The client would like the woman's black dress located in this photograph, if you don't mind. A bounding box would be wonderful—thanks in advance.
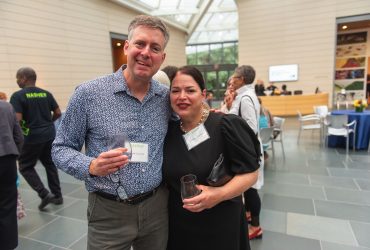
[163,112,260,250]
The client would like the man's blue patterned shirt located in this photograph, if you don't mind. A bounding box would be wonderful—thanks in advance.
[52,65,171,197]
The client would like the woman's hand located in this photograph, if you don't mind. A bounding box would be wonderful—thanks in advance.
[182,185,224,213]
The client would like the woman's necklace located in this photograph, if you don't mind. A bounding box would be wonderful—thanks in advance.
[180,106,210,133]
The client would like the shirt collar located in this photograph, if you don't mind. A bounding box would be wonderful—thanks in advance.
[236,84,254,94]
[111,65,166,97]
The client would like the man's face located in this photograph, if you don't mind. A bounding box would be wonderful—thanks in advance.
[124,26,166,82]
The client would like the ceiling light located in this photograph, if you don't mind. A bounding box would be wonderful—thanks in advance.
[116,42,122,47]
[342,25,348,30]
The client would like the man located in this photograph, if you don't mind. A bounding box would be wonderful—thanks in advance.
[228,65,264,240]
[0,100,23,250]
[10,67,63,211]
[205,90,214,108]
[254,79,266,96]
[52,15,171,250]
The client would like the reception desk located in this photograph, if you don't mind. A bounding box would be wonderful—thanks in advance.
[259,93,329,116]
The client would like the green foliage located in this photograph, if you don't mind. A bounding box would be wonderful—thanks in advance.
[186,42,238,65]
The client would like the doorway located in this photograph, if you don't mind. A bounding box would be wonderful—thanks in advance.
[110,32,128,72]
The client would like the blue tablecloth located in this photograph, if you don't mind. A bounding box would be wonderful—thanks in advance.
[328,110,370,150]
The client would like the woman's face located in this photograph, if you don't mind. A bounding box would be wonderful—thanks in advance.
[170,72,206,120]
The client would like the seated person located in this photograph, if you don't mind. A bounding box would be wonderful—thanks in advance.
[258,98,273,159]
[281,84,291,95]
[266,82,278,95]
[255,79,266,96]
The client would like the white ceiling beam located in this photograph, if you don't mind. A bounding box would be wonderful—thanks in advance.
[195,24,236,32]
[110,0,152,15]
[151,9,199,16]
[207,6,236,13]
[109,0,188,32]
[186,0,214,42]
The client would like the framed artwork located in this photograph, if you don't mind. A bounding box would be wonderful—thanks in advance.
[337,32,367,45]
[335,69,365,80]
[336,44,366,57]
[335,57,365,68]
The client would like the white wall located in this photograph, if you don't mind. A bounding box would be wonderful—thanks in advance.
[0,0,187,108]
[236,0,370,106]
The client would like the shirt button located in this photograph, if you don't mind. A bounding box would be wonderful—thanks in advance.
[141,126,144,129]
[142,169,146,172]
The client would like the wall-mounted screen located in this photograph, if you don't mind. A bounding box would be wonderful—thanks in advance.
[269,64,298,82]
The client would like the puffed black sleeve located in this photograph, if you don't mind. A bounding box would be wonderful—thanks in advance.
[221,114,261,174]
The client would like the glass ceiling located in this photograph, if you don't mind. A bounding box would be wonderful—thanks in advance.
[109,0,238,44]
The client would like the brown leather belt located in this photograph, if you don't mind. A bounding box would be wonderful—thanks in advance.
[95,186,159,205]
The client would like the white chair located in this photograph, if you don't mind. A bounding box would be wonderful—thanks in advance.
[297,110,321,144]
[314,105,329,144]
[272,116,285,158]
[335,93,348,110]
[259,127,275,163]
[324,114,356,155]
[314,105,329,118]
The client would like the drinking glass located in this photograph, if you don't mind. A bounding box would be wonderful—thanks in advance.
[107,134,132,160]
[180,174,201,200]
[106,134,131,200]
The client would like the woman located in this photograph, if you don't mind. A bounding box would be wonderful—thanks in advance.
[0,100,24,250]
[163,66,261,250]
[227,65,265,240]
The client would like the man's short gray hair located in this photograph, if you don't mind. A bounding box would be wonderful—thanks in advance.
[128,15,170,49]
[233,65,256,85]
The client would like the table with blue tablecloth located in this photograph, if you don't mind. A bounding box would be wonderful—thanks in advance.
[328,110,370,150]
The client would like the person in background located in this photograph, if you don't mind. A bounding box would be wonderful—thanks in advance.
[219,77,236,113]
[0,99,24,250]
[258,97,274,160]
[153,69,171,88]
[162,65,178,83]
[52,15,171,250]
[163,65,260,250]
[281,84,290,95]
[258,97,274,129]
[10,67,63,211]
[228,65,264,240]
[0,91,27,220]
[266,82,278,95]
[255,79,266,96]
[205,89,214,108]
[0,91,7,100]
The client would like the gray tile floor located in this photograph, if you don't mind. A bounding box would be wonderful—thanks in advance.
[15,117,370,250]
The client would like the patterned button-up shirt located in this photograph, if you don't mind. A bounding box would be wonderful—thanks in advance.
[52,65,171,197]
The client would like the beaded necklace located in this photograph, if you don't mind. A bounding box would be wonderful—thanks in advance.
[180,106,210,133]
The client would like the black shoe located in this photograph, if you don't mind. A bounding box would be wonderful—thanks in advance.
[52,196,63,205]
[39,193,54,211]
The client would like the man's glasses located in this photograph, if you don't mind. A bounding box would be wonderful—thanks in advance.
[110,171,128,200]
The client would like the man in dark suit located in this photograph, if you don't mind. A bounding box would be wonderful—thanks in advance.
[0,100,23,249]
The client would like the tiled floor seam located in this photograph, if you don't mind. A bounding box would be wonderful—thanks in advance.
[347,220,360,247]
[19,235,64,249]
[67,232,87,249]
[21,216,60,237]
